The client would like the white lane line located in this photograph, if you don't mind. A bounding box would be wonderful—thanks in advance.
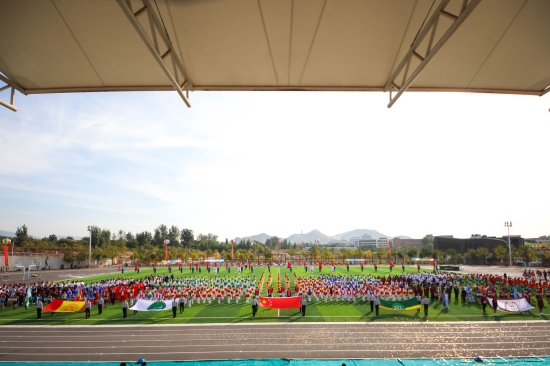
[1,348,549,356]
[2,340,549,349]
[2,326,549,336]
[2,320,549,327]
[0,313,547,322]
[1,333,545,342]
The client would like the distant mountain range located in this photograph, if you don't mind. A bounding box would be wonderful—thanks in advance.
[2,228,410,245]
[0,230,81,240]
[0,230,15,237]
[235,229,411,244]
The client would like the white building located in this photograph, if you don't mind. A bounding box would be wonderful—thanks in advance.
[351,236,390,249]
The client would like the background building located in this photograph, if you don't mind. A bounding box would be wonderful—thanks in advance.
[433,236,514,255]
[392,238,422,248]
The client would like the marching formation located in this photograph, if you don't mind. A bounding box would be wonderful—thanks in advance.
[0,266,548,318]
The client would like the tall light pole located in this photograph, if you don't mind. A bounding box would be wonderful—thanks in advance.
[504,221,512,267]
[87,226,95,269]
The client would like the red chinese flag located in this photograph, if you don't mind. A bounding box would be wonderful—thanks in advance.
[259,296,301,309]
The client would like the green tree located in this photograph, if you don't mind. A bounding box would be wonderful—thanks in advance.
[419,247,432,258]
[396,248,404,260]
[433,249,444,262]
[445,248,457,258]
[76,251,88,265]
[104,245,118,266]
[98,229,111,249]
[180,229,194,248]
[310,245,319,259]
[136,231,152,247]
[15,224,29,245]
[352,248,364,258]
[526,247,539,262]
[63,251,75,264]
[365,250,373,263]
[476,247,489,263]
[168,225,181,245]
[465,249,478,262]
[91,247,104,264]
[493,245,508,263]
[376,248,387,261]
[153,224,169,245]
[406,247,418,259]
[340,248,351,260]
[445,248,457,264]
[131,248,144,263]
[511,246,524,261]
[48,234,58,242]
[321,249,331,261]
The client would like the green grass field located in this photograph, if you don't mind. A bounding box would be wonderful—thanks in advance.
[0,265,546,325]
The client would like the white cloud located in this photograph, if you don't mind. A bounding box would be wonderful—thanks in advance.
[0,90,548,240]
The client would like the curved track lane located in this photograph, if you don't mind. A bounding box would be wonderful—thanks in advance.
[1,321,549,362]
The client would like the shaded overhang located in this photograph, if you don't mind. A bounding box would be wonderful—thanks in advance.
[1,0,549,111]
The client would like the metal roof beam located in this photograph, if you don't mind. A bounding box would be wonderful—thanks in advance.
[116,0,192,107]
[0,74,25,112]
[385,0,481,108]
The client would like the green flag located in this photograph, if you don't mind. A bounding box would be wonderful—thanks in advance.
[379,297,421,311]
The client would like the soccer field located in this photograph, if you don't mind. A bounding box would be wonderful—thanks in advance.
[0,265,546,325]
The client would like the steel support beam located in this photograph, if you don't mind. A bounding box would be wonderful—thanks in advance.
[0,74,25,112]
[385,0,481,108]
[116,0,192,107]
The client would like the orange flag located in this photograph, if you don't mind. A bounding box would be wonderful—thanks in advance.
[43,299,87,312]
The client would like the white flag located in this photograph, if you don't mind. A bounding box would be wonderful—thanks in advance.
[488,297,534,312]
[129,298,178,311]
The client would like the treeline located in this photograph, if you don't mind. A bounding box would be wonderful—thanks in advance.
[1,224,276,264]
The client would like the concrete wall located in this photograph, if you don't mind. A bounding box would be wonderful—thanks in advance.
[0,255,68,271]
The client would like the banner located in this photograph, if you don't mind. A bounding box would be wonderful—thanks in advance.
[259,296,301,309]
[129,298,177,311]
[488,297,534,312]
[24,287,32,310]
[43,299,87,313]
[3,245,8,266]
[379,297,422,311]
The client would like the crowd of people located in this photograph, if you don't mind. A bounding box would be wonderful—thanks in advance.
[0,266,548,317]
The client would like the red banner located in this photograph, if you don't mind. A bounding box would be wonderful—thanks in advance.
[259,296,301,309]
[3,245,8,266]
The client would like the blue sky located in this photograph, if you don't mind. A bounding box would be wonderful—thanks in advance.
[0,88,548,240]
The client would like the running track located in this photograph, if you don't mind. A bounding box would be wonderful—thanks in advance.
[1,322,549,362]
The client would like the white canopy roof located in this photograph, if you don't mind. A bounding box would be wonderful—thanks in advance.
[0,0,548,111]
